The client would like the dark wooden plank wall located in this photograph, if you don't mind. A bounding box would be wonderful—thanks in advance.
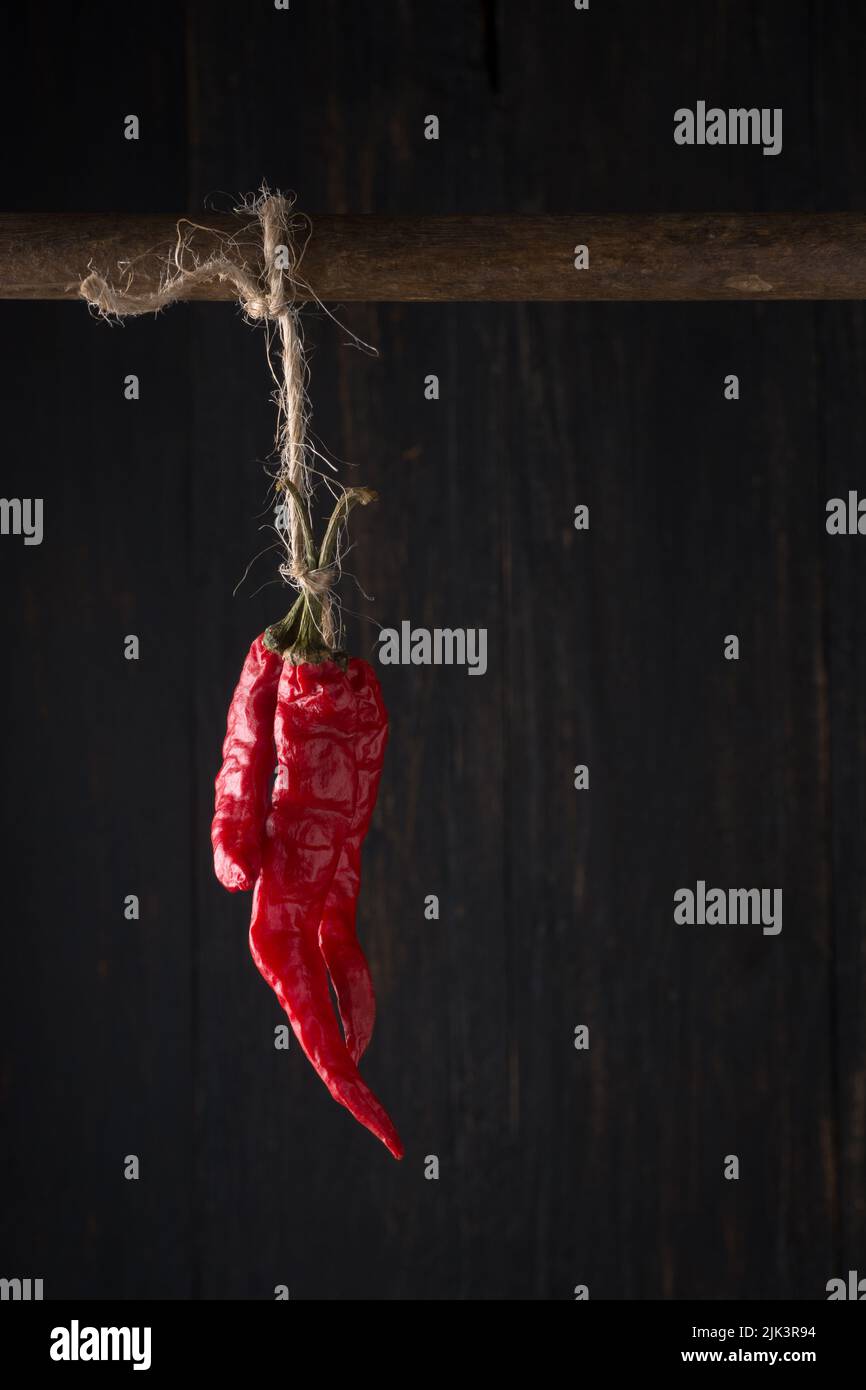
[0,0,864,1300]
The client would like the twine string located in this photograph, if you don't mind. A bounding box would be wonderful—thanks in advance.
[79,190,339,647]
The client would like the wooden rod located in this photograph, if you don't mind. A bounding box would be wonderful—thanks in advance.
[1,212,865,302]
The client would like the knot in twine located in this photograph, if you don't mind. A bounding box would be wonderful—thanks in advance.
[285,562,335,598]
[243,293,290,321]
[79,190,340,646]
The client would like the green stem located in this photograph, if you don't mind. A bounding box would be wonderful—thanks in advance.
[263,485,378,665]
[262,594,304,655]
[318,487,378,572]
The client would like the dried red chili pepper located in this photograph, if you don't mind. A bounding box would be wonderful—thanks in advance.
[211,635,281,892]
[212,485,402,1158]
[318,657,388,1063]
[249,657,402,1159]
[212,647,385,1059]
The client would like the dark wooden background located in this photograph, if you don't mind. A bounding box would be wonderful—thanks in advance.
[1,0,865,1300]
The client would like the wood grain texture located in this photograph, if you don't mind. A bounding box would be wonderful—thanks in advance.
[1,0,864,1303]
[6,212,866,301]
[0,0,194,1298]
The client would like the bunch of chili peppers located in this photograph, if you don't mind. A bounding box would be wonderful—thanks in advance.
[211,487,403,1159]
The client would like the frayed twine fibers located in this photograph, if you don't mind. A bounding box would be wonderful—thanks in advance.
[80,189,352,648]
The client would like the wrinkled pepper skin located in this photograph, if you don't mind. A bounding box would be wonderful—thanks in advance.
[318,659,387,1064]
[248,659,404,1160]
[211,636,282,892]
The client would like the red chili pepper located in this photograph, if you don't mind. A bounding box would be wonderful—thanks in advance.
[249,658,403,1159]
[212,645,385,1059]
[211,635,281,892]
[211,485,402,1157]
[318,657,388,1063]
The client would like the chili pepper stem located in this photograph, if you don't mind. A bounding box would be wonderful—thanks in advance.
[263,486,378,666]
[319,487,378,572]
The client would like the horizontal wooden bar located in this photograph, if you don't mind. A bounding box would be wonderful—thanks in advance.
[1,212,865,302]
